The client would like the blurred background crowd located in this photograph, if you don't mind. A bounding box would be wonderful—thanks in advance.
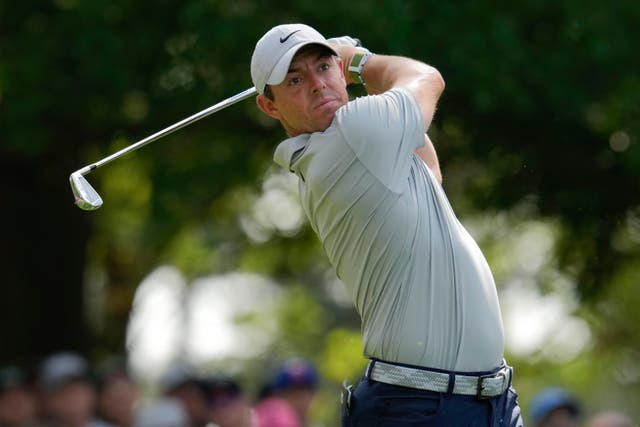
[1,351,636,427]
[0,353,319,427]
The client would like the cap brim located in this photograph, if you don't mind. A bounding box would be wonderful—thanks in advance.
[266,42,337,87]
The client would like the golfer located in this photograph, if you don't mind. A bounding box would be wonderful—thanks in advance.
[251,23,523,426]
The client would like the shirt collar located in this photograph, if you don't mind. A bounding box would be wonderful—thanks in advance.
[273,134,310,171]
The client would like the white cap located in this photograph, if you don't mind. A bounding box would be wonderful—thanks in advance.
[251,23,337,94]
[38,352,90,391]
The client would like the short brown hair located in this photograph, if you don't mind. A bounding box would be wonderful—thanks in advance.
[264,84,274,101]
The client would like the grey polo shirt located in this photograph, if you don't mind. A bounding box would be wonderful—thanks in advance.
[274,88,504,372]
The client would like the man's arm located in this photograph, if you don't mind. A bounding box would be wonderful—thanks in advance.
[331,45,445,131]
[331,45,445,183]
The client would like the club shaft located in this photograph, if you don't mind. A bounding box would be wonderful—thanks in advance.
[75,87,257,176]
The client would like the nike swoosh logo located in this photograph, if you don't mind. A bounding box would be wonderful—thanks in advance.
[280,30,301,43]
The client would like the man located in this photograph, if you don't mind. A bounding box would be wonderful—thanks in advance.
[133,399,189,427]
[0,366,40,427]
[206,377,256,427]
[251,23,523,425]
[586,411,634,427]
[37,352,110,427]
[529,387,580,427]
[160,364,210,427]
[94,360,138,427]
[254,358,318,427]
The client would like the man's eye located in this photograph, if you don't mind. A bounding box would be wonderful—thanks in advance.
[320,63,330,71]
[289,77,302,85]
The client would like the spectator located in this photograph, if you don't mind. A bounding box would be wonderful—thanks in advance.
[133,398,188,427]
[37,352,107,427]
[529,387,581,427]
[206,377,256,427]
[161,364,210,427]
[95,359,138,427]
[254,359,318,427]
[0,366,40,427]
[586,411,635,427]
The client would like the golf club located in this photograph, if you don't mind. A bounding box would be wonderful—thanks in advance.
[70,86,258,210]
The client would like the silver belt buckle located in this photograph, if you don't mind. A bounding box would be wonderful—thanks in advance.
[476,368,508,400]
[476,373,493,400]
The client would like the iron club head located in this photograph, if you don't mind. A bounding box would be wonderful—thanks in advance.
[69,172,103,210]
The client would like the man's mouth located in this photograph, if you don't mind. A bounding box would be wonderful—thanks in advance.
[314,97,337,110]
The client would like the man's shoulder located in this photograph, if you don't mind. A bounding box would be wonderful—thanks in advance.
[341,88,412,111]
[273,134,310,170]
[336,88,414,131]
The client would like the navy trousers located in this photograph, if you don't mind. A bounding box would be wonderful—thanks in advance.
[341,374,524,427]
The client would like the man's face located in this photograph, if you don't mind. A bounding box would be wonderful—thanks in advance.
[98,375,138,426]
[44,381,96,426]
[257,46,349,136]
[540,407,579,427]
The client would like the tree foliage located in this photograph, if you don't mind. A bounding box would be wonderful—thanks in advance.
[1,0,639,421]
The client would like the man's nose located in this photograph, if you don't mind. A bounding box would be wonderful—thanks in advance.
[308,72,326,92]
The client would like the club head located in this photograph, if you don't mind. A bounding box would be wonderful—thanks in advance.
[70,172,103,210]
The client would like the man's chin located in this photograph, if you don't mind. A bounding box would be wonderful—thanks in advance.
[317,103,341,120]
[311,114,337,133]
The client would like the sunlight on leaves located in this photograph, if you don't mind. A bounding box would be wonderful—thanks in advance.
[320,328,366,383]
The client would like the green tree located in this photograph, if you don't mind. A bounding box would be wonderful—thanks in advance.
[1,0,638,419]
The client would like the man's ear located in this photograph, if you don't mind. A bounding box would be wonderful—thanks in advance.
[256,94,281,120]
[336,58,347,87]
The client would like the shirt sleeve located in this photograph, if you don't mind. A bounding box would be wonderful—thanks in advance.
[334,88,425,193]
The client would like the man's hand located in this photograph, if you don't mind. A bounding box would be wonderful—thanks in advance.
[327,37,373,87]
[326,35,369,51]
